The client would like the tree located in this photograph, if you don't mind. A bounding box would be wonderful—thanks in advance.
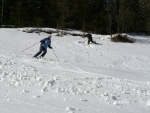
[142,0,150,34]
[1,0,4,26]
[107,0,136,35]
[0,0,149,34]
[58,0,68,35]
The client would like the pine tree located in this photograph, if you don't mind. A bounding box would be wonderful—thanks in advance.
[0,0,4,26]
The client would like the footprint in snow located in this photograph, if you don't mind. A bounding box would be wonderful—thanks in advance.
[66,107,81,112]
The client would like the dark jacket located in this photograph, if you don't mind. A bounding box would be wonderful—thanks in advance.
[85,33,93,41]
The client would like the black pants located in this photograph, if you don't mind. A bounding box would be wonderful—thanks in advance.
[33,46,47,58]
[88,39,96,45]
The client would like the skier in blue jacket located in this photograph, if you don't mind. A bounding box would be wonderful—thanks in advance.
[33,35,52,58]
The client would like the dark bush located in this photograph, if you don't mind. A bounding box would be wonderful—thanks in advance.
[111,34,134,43]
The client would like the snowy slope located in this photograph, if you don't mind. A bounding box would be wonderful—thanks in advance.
[0,28,150,113]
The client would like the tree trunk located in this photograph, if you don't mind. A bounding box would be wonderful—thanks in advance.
[1,0,4,26]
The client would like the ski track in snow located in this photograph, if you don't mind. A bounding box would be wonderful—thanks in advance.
[0,29,150,113]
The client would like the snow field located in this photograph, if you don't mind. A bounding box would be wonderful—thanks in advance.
[0,28,150,113]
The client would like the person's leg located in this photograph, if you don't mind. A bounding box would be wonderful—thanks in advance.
[88,39,90,45]
[88,37,94,44]
[33,46,43,58]
[40,48,47,57]
[92,41,97,44]
[90,38,96,44]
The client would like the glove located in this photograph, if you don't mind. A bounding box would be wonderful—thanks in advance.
[49,46,53,49]
[40,40,44,44]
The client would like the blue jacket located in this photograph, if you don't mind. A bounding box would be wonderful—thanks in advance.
[40,38,51,49]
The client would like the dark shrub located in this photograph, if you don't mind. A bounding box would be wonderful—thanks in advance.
[111,34,134,43]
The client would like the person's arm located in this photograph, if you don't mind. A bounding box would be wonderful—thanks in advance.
[84,34,87,37]
[40,38,47,43]
[48,45,52,49]
[48,40,52,49]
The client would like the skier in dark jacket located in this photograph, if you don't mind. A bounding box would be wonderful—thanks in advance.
[85,33,96,45]
[33,35,52,58]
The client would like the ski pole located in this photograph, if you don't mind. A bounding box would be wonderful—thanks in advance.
[52,49,59,61]
[21,42,40,52]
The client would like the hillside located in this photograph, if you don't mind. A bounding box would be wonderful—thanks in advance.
[0,28,150,113]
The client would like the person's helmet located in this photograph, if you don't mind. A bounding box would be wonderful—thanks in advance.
[48,35,51,38]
